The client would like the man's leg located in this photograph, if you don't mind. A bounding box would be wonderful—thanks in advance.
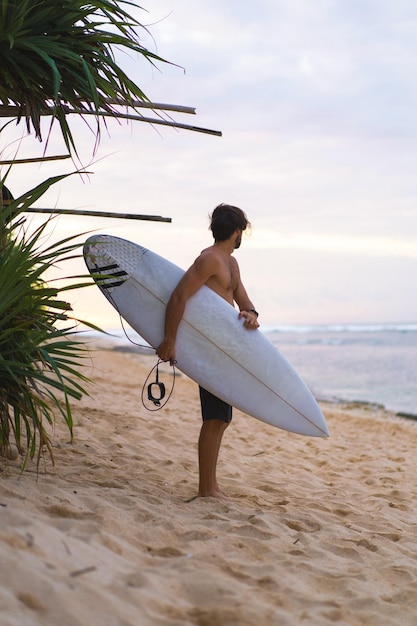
[198,419,229,498]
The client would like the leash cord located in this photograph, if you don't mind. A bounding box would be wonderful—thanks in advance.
[140,359,177,412]
[92,260,175,411]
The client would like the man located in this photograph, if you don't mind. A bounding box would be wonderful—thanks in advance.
[157,204,259,499]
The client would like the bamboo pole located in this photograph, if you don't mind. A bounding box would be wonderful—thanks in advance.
[0,106,23,117]
[103,100,196,114]
[25,207,172,222]
[0,154,70,165]
[63,109,222,136]
[0,105,222,136]
[0,101,196,115]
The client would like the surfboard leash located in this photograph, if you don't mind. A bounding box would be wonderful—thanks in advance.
[112,308,178,412]
[90,257,177,411]
[141,359,177,412]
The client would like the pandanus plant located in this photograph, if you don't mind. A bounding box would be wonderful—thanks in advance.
[0,0,170,154]
[0,177,98,467]
[0,0,170,466]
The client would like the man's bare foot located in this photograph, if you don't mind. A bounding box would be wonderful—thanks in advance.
[199,489,230,500]
[186,489,230,502]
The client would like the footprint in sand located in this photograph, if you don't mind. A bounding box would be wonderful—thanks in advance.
[285,518,322,533]
[356,538,378,552]
[42,504,93,520]
[146,546,186,558]
[16,592,46,612]
[124,570,148,588]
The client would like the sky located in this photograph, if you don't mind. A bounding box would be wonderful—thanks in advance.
[3,0,417,328]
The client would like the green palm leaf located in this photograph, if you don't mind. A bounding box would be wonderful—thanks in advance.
[0,0,171,153]
[0,1,177,468]
[0,177,101,467]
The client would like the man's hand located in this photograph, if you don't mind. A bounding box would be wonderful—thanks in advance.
[238,310,259,329]
[156,339,176,365]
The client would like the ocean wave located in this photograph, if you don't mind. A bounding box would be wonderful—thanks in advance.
[262,323,417,334]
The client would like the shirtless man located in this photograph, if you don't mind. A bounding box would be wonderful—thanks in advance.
[157,204,259,499]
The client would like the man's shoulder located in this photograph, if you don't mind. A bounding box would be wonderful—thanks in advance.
[200,244,216,256]
[196,246,219,264]
[190,246,222,275]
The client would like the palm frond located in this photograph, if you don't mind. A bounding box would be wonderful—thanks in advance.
[0,176,100,468]
[0,0,173,153]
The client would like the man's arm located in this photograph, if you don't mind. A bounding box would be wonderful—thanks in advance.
[233,264,259,329]
[156,254,216,363]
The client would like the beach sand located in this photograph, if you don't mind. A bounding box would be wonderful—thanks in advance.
[1,341,416,626]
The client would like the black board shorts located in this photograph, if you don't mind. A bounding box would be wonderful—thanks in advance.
[199,386,233,423]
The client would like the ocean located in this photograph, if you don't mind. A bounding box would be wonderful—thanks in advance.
[263,323,417,417]
[98,323,417,418]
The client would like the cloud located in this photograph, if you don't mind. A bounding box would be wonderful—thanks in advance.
[4,0,417,325]
[245,230,417,259]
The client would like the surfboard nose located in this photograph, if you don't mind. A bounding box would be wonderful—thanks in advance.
[84,234,146,281]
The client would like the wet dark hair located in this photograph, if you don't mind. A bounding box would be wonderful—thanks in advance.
[209,203,250,242]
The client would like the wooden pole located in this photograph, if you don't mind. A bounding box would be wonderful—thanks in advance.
[0,105,222,136]
[103,100,196,114]
[0,154,70,165]
[0,101,196,115]
[58,109,222,136]
[25,207,172,222]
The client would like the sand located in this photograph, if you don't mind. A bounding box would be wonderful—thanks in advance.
[1,340,416,626]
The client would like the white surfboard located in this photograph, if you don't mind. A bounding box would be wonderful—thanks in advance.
[84,234,329,437]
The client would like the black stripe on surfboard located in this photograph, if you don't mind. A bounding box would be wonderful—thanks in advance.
[94,263,124,274]
[101,279,127,289]
[101,270,128,278]
[93,267,128,290]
